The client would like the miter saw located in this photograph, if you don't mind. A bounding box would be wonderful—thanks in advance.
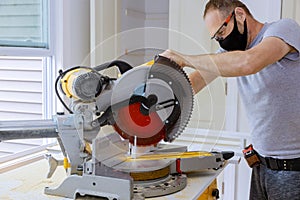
[0,55,233,199]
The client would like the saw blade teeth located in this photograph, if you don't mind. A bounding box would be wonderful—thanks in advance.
[149,61,193,143]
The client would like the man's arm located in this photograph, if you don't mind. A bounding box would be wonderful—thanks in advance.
[162,37,296,77]
[188,70,217,94]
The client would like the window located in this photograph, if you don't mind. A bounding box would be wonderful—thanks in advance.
[0,0,49,48]
[0,0,57,172]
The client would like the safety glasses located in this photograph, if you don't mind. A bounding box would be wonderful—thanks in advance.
[211,11,235,41]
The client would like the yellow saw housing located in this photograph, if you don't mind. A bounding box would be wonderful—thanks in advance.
[61,60,153,100]
[61,68,85,99]
[60,68,102,101]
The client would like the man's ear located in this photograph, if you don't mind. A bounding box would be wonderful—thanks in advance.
[234,7,247,33]
[234,7,247,22]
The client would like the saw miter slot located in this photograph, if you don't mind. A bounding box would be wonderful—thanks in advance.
[0,55,234,200]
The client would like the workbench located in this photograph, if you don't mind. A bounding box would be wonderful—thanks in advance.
[0,158,226,200]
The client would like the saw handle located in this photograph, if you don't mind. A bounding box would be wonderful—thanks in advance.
[154,55,182,69]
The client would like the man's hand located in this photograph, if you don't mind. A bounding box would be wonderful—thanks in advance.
[160,49,192,68]
[160,49,218,94]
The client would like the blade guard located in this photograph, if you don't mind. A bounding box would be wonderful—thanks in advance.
[112,55,193,146]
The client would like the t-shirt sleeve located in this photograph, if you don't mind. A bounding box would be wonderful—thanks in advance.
[263,18,300,61]
[216,48,226,54]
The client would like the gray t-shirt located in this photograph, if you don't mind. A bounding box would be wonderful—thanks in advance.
[237,18,300,159]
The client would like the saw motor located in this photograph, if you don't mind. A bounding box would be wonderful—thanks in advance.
[60,67,105,101]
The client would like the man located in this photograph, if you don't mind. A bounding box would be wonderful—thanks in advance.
[161,0,300,199]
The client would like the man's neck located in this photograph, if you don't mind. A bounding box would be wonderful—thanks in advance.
[247,18,264,46]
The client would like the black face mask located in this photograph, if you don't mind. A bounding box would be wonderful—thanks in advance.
[219,15,248,51]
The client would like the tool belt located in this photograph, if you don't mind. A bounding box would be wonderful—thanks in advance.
[243,144,300,171]
[258,154,300,171]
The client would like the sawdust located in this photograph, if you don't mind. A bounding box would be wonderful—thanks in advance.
[0,195,13,200]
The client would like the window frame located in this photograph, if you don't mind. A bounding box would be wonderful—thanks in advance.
[0,0,58,118]
[0,0,55,57]
[0,0,59,171]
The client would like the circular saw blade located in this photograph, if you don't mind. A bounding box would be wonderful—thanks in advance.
[150,55,194,142]
[110,56,193,145]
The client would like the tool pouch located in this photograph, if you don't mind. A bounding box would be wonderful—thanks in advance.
[243,144,261,168]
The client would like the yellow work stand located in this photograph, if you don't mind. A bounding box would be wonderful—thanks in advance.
[198,179,219,200]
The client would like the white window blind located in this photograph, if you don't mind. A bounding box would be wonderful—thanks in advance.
[0,57,43,120]
[0,0,49,48]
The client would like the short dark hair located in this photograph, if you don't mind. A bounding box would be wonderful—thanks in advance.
[203,0,252,18]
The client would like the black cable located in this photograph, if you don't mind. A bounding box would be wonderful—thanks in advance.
[93,60,132,74]
[55,66,93,114]
[55,69,73,114]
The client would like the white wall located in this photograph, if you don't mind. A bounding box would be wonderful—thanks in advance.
[282,0,300,23]
[169,0,212,54]
[242,0,281,23]
[55,0,90,68]
[119,0,169,66]
[144,0,169,50]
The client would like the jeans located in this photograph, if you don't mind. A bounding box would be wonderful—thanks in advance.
[250,164,300,200]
